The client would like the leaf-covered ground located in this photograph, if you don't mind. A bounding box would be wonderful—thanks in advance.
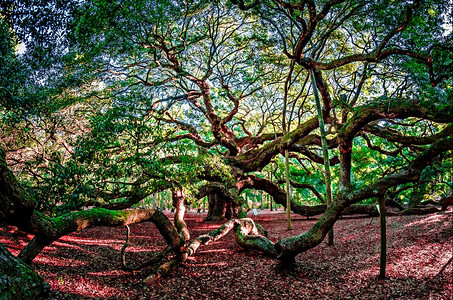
[1,209,452,299]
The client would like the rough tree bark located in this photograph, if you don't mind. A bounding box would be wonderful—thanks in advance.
[0,243,49,299]
[195,183,239,220]
[441,193,453,211]
[206,194,229,221]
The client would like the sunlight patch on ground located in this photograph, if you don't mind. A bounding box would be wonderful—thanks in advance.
[122,246,157,253]
[190,262,228,267]
[34,255,87,267]
[124,235,155,240]
[343,244,452,281]
[87,270,129,276]
[404,213,447,228]
[42,272,119,298]
[0,226,34,254]
[0,236,21,246]
[387,243,452,278]
[195,224,225,231]
[53,241,86,252]
[0,245,20,256]
[198,248,228,254]
[343,233,362,242]
[60,235,123,247]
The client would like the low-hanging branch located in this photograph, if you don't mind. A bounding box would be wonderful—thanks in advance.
[17,208,182,264]
[364,123,453,146]
[276,179,325,203]
[238,175,378,217]
[274,135,453,261]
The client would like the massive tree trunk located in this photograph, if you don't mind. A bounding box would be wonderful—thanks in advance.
[206,194,227,220]
[0,243,49,299]
[194,183,240,221]
[205,194,238,221]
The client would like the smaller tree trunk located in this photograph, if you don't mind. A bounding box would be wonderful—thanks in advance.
[378,196,387,279]
[269,172,274,211]
[224,201,238,219]
[284,150,292,230]
[18,236,51,265]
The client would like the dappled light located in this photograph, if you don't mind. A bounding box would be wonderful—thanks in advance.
[198,249,229,254]
[59,236,124,248]
[2,211,451,299]
[40,271,122,299]
[34,255,87,267]
[189,262,229,267]
[0,226,34,256]
[405,211,451,228]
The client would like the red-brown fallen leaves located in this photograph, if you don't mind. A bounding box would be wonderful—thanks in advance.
[1,209,452,299]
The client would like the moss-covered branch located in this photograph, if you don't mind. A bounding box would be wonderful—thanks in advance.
[145,218,275,282]
[274,135,453,260]
[18,208,181,264]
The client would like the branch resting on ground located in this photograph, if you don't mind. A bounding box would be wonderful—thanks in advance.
[144,218,275,282]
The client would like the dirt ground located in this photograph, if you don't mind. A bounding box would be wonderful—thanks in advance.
[1,208,452,299]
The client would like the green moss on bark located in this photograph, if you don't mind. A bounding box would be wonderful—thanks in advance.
[0,244,49,300]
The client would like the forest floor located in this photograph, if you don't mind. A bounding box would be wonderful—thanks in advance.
[1,208,452,299]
